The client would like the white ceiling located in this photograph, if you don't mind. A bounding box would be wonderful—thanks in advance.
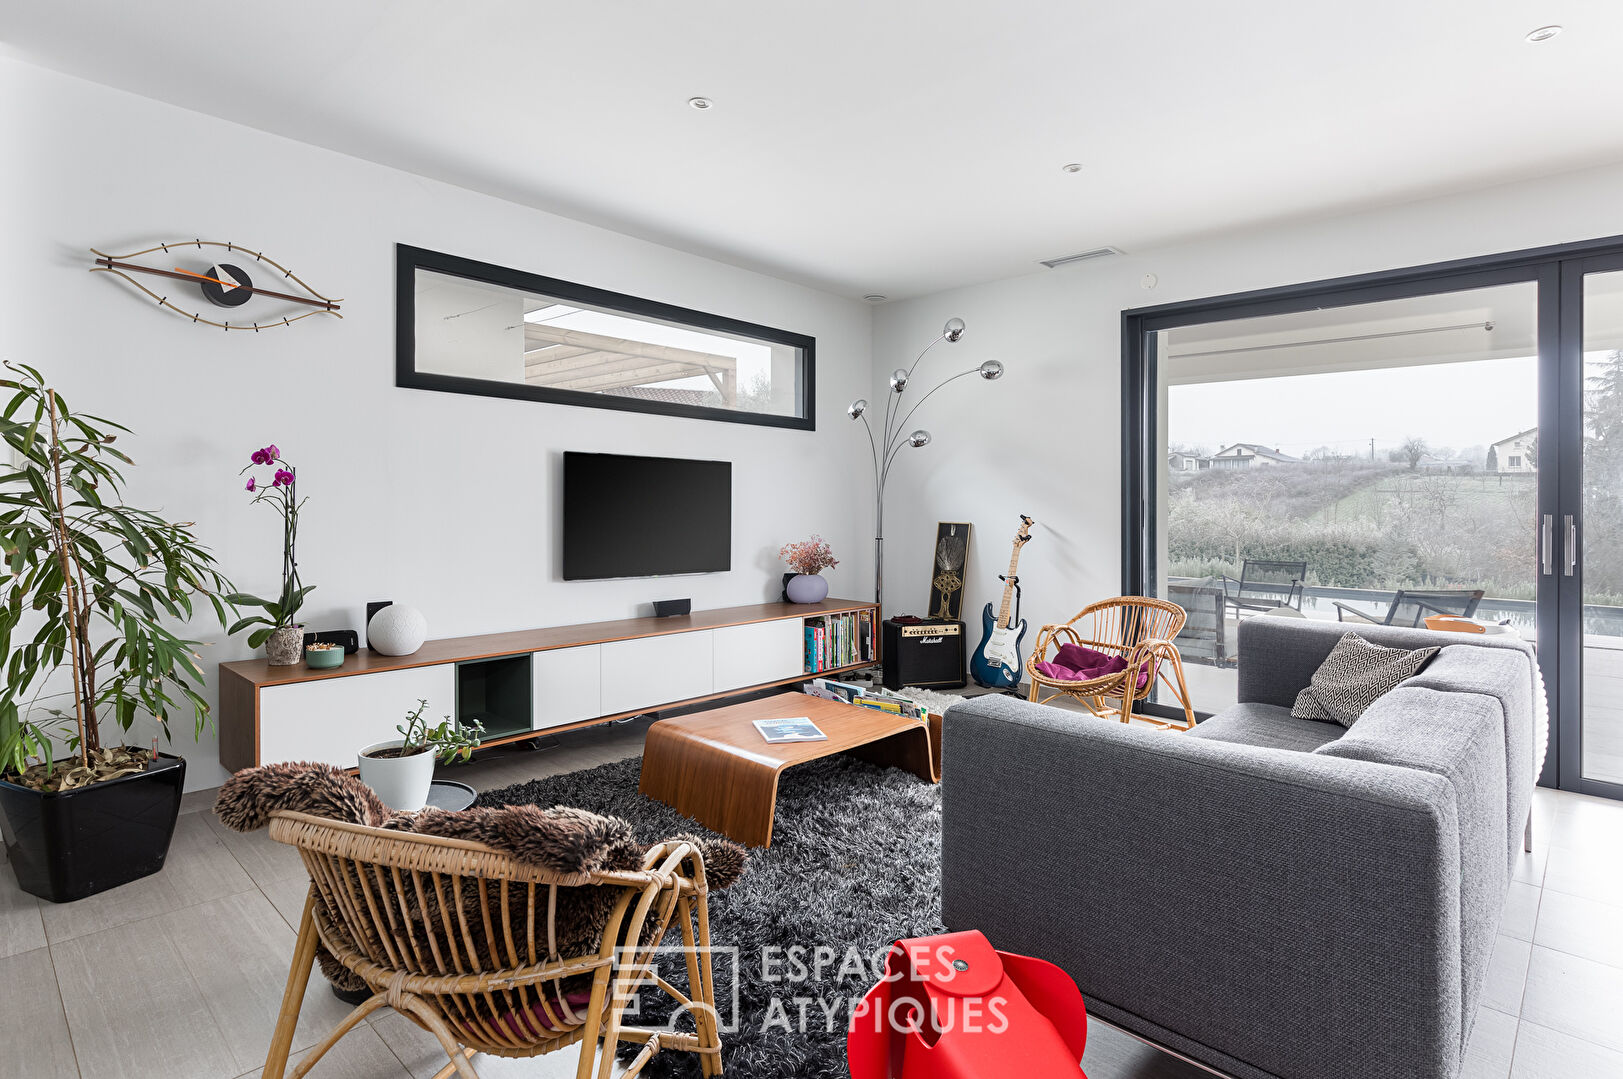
[5,1,1623,300]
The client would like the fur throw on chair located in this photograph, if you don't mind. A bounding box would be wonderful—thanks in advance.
[215,761,746,992]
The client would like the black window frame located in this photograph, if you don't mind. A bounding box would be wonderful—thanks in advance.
[1120,232,1623,798]
[396,244,817,431]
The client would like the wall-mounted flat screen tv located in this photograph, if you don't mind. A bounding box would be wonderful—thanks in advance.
[562,452,732,580]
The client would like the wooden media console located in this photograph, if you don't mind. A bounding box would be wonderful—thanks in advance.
[217,599,879,771]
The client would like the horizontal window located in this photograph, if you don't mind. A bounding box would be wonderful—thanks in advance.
[396,246,815,429]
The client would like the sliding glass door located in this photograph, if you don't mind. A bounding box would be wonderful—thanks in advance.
[1123,235,1623,799]
[1154,284,1540,713]
[1573,264,1623,788]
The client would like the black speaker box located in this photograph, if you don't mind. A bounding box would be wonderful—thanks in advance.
[653,598,691,618]
[882,618,967,690]
[302,629,360,655]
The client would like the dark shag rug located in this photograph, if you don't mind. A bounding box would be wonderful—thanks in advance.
[477,753,945,1078]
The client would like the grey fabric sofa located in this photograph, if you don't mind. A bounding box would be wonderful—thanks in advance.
[940,617,1543,1079]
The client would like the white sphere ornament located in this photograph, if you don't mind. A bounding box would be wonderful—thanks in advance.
[368,604,428,656]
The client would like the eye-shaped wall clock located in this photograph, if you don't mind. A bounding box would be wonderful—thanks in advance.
[90,240,343,331]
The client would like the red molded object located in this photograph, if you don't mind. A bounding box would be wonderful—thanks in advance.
[848,930,1088,1079]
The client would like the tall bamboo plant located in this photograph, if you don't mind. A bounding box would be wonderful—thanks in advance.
[0,362,236,787]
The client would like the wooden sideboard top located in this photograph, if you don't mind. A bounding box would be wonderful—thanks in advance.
[219,597,879,689]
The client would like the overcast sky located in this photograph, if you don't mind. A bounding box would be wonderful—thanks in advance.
[1169,355,1537,457]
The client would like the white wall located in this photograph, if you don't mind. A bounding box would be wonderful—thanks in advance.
[871,160,1623,645]
[0,58,874,791]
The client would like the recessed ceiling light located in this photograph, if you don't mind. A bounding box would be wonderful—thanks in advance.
[1525,25,1563,42]
[1061,163,1084,173]
[688,96,714,110]
[863,294,888,302]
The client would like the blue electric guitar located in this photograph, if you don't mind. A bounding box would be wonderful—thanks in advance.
[970,516,1033,690]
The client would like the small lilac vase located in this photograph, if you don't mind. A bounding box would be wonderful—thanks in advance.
[785,573,829,604]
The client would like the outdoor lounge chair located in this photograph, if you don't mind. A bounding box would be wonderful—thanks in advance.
[1333,588,1485,628]
[1220,559,1308,617]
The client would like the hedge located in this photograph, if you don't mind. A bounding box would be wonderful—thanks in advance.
[1166,519,1425,589]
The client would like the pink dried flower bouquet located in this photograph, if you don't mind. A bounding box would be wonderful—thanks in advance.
[780,536,839,576]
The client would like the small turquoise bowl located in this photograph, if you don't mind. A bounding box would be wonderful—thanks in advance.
[304,645,345,670]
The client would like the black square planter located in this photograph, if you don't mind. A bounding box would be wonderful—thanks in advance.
[0,752,186,903]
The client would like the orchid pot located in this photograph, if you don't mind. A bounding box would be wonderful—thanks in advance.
[265,624,305,666]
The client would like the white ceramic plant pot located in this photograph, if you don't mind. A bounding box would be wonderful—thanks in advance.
[357,740,436,812]
[368,604,427,656]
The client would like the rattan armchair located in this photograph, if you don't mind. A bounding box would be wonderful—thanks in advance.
[1024,595,1197,730]
[262,810,723,1079]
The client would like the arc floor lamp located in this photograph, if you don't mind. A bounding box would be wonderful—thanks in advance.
[849,316,1004,610]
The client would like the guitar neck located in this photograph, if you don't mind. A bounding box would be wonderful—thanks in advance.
[996,545,1024,628]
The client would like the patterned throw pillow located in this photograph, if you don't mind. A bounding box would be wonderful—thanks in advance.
[1292,633,1440,727]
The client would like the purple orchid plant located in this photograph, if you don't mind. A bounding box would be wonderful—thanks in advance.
[226,444,314,649]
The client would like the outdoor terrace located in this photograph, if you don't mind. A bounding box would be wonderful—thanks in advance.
[1168,578,1623,786]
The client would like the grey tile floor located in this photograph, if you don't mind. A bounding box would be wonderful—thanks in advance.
[2,715,1619,1078]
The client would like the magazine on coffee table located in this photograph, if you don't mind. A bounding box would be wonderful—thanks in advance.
[753,717,828,744]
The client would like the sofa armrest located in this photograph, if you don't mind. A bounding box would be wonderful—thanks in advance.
[940,695,1465,1079]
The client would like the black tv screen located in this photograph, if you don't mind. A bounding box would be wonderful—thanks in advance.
[562,453,732,580]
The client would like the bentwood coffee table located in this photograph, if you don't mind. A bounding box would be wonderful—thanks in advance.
[638,691,939,847]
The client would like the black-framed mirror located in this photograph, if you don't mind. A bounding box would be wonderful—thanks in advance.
[395,245,816,430]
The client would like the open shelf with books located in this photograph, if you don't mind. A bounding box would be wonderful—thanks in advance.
[803,608,875,674]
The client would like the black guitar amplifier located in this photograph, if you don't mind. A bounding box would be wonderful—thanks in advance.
[882,618,967,690]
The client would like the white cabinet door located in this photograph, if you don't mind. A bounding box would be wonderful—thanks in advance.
[531,645,603,730]
[258,664,455,768]
[712,618,805,692]
[600,630,713,715]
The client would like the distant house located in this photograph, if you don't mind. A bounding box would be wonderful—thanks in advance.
[1168,450,1209,473]
[1208,443,1302,469]
[1418,453,1475,473]
[1489,428,1538,473]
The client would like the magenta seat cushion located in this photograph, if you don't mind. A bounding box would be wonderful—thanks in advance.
[1036,643,1155,688]
[498,988,596,1037]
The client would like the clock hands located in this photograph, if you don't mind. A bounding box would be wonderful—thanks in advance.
[171,267,247,290]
